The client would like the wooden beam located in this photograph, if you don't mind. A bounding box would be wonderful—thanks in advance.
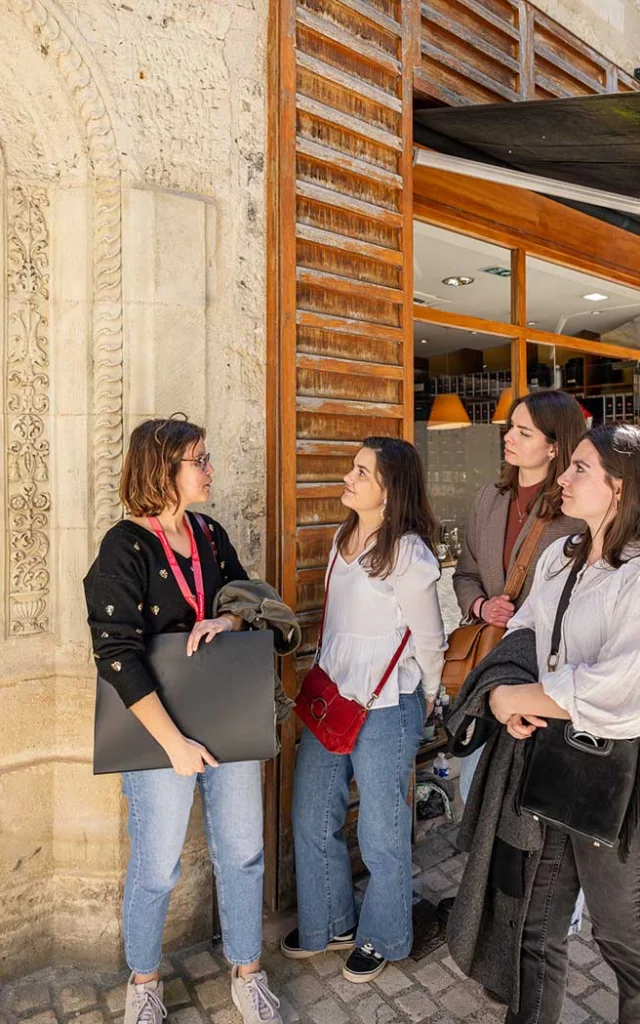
[414,304,518,338]
[401,0,415,442]
[511,248,526,327]
[413,165,640,289]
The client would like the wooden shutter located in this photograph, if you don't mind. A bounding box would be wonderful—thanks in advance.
[270,0,414,906]
[415,0,640,105]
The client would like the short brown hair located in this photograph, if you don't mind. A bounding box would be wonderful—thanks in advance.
[120,415,206,516]
[496,390,586,520]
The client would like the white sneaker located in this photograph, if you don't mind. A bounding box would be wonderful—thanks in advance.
[231,967,282,1024]
[124,976,167,1024]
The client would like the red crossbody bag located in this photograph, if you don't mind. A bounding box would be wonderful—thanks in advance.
[294,551,411,754]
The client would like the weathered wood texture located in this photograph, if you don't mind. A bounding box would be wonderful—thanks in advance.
[414,0,640,105]
[273,0,415,907]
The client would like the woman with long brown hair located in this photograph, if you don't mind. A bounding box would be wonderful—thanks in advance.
[474,423,640,1022]
[280,437,447,982]
[453,389,586,804]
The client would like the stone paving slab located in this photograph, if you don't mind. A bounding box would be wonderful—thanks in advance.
[0,824,618,1024]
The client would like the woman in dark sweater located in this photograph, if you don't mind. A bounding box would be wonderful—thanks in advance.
[84,416,281,1024]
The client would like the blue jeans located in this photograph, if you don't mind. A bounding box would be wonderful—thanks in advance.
[122,761,263,974]
[292,690,425,961]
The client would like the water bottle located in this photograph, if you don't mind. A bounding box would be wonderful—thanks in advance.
[433,752,449,778]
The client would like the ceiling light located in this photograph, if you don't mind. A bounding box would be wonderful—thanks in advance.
[420,339,428,344]
[582,292,609,302]
[442,276,474,287]
[527,320,537,326]
[591,310,602,316]
[427,394,471,430]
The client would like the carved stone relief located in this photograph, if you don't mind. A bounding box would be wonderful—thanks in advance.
[11,0,124,546]
[6,183,51,635]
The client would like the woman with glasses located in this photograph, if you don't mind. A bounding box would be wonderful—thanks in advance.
[84,416,282,1024]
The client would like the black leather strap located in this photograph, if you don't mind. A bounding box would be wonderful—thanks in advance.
[548,556,586,672]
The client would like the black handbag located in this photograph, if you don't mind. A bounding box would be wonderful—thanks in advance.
[520,556,640,853]
[93,630,277,774]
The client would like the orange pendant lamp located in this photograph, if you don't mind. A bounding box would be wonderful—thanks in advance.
[427,393,472,430]
[492,386,518,425]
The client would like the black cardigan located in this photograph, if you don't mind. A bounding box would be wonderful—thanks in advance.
[83,511,248,707]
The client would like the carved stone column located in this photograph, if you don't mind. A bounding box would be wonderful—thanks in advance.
[5,183,51,636]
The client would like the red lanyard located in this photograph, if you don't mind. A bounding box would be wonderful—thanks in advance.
[148,514,205,621]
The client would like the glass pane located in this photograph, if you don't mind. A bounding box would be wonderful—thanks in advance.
[414,221,513,323]
[527,257,640,346]
[413,325,512,633]
[527,341,640,426]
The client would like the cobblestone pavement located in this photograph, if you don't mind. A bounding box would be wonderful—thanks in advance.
[0,825,619,1024]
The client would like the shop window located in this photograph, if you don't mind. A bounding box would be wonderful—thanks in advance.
[527,341,640,426]
[526,257,640,343]
[414,222,514,323]
[413,325,512,631]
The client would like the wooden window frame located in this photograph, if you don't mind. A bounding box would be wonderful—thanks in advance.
[413,195,640,396]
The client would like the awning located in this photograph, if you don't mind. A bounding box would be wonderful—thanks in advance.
[414,92,640,236]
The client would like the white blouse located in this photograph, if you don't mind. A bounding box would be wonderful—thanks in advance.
[318,532,447,709]
[507,536,640,739]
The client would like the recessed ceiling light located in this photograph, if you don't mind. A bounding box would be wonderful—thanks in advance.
[442,276,474,287]
[583,292,608,302]
[527,320,537,326]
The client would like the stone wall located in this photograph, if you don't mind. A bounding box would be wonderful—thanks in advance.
[0,0,267,979]
[530,0,640,72]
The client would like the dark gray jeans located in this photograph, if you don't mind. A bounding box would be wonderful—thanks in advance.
[506,825,640,1024]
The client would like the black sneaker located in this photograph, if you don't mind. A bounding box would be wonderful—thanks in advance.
[342,943,387,983]
[280,927,356,960]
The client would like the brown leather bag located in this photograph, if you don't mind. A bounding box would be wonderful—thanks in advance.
[442,515,548,699]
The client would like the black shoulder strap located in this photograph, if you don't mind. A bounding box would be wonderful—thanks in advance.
[547,556,586,672]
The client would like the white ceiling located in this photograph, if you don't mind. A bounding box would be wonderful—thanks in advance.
[413,221,640,359]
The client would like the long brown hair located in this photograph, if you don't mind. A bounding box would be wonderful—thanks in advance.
[336,436,438,578]
[120,414,206,516]
[563,423,640,569]
[496,389,586,519]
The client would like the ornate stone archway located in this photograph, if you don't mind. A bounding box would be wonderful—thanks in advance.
[0,0,125,974]
[0,0,270,978]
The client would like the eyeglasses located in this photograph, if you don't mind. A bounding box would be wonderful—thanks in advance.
[181,452,211,472]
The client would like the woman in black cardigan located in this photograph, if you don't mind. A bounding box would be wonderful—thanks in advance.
[84,416,282,1024]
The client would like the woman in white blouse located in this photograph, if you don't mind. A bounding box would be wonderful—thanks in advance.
[489,422,640,1023]
[280,437,446,983]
